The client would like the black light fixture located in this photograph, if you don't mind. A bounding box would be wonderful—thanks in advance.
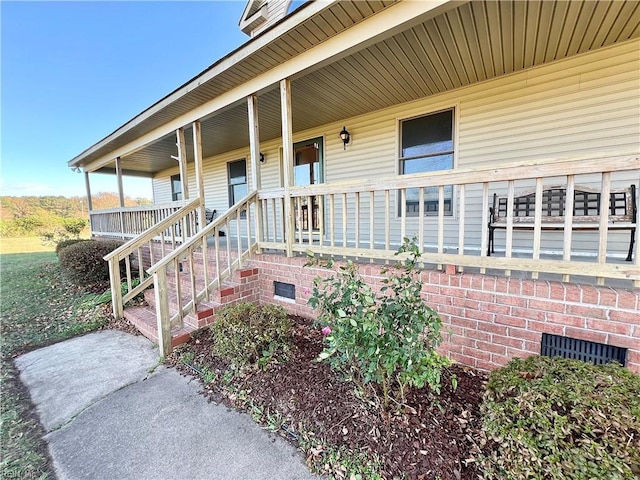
[259,152,265,163]
[339,126,350,150]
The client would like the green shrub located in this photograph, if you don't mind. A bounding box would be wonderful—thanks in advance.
[476,355,640,479]
[55,238,90,256]
[308,237,451,409]
[58,239,124,285]
[210,303,292,369]
[61,217,87,237]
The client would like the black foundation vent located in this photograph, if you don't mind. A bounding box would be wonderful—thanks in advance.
[541,333,627,366]
[274,281,295,300]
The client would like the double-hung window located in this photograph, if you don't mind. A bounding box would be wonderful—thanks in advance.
[228,159,247,207]
[171,174,182,201]
[399,108,454,216]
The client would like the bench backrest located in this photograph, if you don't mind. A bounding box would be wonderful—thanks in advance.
[491,184,636,223]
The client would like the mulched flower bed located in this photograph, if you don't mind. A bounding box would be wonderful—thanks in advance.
[169,316,487,480]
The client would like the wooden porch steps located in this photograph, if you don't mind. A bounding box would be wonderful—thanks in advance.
[123,305,195,348]
[122,265,260,348]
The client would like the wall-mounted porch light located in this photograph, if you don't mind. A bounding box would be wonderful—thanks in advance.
[259,152,266,163]
[339,126,350,150]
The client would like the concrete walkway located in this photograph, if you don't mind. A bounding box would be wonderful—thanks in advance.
[15,330,316,480]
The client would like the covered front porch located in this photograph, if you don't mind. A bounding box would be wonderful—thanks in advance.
[69,0,639,368]
[97,151,639,372]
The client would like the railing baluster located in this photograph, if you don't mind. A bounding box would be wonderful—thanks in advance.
[214,225,222,289]
[342,193,347,252]
[369,191,375,259]
[401,188,407,242]
[296,197,303,246]
[354,192,360,249]
[236,207,242,268]
[319,195,325,249]
[174,257,183,326]
[532,178,544,280]
[280,197,286,243]
[272,198,278,242]
[480,182,489,274]
[458,184,465,271]
[308,195,313,245]
[438,185,445,270]
[226,217,232,276]
[246,200,253,254]
[385,189,390,256]
[189,250,196,313]
[597,172,611,286]
[418,187,425,254]
[137,247,144,282]
[505,180,515,277]
[562,175,575,282]
[262,199,269,243]
[330,194,336,248]
[124,255,132,292]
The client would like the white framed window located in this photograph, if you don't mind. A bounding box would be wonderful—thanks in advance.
[170,174,182,201]
[228,159,247,207]
[399,108,455,216]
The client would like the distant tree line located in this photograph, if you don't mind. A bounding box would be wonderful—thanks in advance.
[0,193,152,238]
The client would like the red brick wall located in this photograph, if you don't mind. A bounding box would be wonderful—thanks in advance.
[245,253,640,373]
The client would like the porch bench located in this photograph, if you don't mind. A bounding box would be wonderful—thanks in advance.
[205,208,217,224]
[488,184,637,261]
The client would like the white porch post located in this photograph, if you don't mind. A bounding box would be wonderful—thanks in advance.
[176,127,189,200]
[280,79,294,257]
[192,120,206,230]
[84,171,93,211]
[247,94,263,253]
[115,157,125,238]
[84,171,93,235]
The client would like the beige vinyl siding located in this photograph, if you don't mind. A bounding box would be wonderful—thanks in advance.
[152,39,639,259]
[153,147,256,236]
[251,0,289,37]
[152,175,173,204]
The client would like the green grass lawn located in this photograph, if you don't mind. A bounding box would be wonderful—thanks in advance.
[0,249,113,479]
[0,236,55,254]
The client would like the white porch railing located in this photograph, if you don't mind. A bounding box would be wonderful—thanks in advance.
[146,191,258,356]
[89,200,188,238]
[103,198,203,319]
[258,154,639,287]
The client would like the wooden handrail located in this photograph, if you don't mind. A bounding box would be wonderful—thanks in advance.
[104,198,201,262]
[105,197,202,319]
[148,191,259,356]
[146,191,257,274]
[268,154,639,198]
[89,200,188,215]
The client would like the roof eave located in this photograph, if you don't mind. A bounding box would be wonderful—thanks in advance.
[68,0,334,168]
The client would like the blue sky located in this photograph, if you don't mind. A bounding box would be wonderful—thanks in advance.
[1,1,249,199]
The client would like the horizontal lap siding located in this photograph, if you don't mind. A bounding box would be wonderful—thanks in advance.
[152,176,172,204]
[457,40,639,257]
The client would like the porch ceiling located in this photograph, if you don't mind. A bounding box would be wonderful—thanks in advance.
[95,0,639,177]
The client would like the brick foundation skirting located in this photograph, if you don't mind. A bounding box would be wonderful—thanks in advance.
[242,253,639,373]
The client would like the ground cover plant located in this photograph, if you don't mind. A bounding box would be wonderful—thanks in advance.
[476,355,640,480]
[0,249,136,479]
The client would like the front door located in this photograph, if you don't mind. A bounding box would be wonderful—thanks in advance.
[293,137,323,231]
